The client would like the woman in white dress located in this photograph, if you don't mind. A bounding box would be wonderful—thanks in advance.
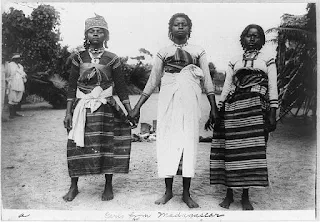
[132,13,219,208]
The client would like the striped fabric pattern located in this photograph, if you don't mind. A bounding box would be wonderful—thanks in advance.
[199,50,206,58]
[210,93,269,188]
[266,58,276,67]
[233,69,269,89]
[67,103,131,177]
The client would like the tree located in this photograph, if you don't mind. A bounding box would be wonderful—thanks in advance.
[139,48,153,57]
[2,5,71,108]
[119,49,153,92]
[208,62,225,94]
[266,3,316,123]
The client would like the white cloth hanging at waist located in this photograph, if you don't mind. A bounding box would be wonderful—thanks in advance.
[156,64,203,177]
[158,64,203,122]
[68,85,113,147]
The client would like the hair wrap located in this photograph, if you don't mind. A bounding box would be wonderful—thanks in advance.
[85,13,108,33]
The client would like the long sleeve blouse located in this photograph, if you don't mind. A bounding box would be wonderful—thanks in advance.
[142,43,215,97]
[219,51,278,108]
[67,50,129,104]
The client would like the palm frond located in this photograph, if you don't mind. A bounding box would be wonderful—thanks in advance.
[266,38,278,44]
[48,74,67,89]
[24,71,67,109]
[274,3,316,122]
[276,27,316,43]
[265,27,279,34]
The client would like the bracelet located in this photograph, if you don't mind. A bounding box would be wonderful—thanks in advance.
[65,113,72,117]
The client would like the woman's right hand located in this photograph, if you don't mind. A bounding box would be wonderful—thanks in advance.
[205,108,220,131]
[64,114,73,131]
[131,106,141,121]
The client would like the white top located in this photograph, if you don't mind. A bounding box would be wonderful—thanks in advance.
[5,61,27,92]
[219,51,278,108]
[142,43,215,96]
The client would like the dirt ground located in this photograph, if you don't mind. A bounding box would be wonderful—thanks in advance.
[1,95,317,216]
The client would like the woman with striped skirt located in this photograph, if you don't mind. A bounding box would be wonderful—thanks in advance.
[63,14,136,202]
[209,24,278,210]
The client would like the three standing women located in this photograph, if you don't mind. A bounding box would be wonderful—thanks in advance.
[132,13,219,208]
[62,13,277,211]
[210,24,278,210]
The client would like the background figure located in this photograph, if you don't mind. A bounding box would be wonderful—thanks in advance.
[5,53,27,119]
[2,59,9,121]
[63,14,136,202]
[209,24,278,210]
[132,13,219,208]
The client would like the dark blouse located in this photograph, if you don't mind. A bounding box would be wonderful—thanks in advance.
[163,47,199,73]
[67,50,129,103]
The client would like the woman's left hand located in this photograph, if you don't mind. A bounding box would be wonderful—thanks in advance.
[268,108,277,132]
[204,118,213,131]
[127,110,138,128]
[131,106,140,119]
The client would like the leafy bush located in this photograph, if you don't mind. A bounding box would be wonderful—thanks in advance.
[2,5,70,108]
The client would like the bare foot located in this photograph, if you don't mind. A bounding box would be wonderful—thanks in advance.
[102,183,114,201]
[182,192,199,208]
[62,186,79,202]
[219,196,234,209]
[241,197,254,210]
[155,192,173,205]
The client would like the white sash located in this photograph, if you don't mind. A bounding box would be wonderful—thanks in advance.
[68,86,113,147]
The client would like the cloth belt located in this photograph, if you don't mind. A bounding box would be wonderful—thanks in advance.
[68,85,113,147]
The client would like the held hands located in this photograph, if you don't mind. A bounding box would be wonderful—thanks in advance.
[127,110,138,128]
[130,106,141,121]
[127,106,141,128]
[205,108,220,131]
[63,107,141,131]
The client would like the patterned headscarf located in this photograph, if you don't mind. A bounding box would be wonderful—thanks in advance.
[85,13,108,33]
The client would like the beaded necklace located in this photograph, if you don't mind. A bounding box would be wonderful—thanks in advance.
[243,49,259,67]
[173,42,188,48]
[88,47,104,64]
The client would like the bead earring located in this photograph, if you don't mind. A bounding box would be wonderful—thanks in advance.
[169,32,174,41]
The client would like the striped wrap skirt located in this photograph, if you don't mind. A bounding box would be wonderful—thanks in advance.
[210,92,269,188]
[67,101,131,177]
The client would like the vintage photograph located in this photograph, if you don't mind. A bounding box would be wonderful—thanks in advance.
[1,1,317,221]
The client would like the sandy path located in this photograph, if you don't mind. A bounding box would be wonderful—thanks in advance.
[1,95,316,212]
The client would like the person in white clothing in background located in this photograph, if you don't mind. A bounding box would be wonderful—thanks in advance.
[5,53,27,119]
[2,58,9,121]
